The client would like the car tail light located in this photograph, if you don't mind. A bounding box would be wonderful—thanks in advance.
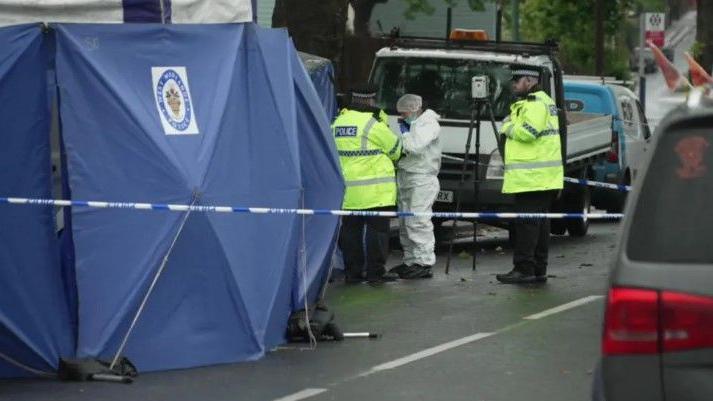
[603,287,713,356]
[607,133,619,163]
[661,291,713,352]
[603,288,659,355]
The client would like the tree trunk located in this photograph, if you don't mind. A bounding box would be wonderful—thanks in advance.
[271,0,391,91]
[351,0,388,37]
[668,0,681,22]
[697,0,713,73]
[594,0,604,75]
[272,0,349,62]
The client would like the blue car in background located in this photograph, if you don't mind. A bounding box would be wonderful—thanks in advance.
[564,80,651,212]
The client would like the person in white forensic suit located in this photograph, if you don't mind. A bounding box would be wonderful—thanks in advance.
[389,94,442,279]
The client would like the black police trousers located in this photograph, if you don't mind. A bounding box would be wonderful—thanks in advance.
[338,206,393,281]
[512,190,557,276]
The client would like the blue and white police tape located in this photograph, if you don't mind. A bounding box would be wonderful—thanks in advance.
[0,196,623,220]
[562,177,631,192]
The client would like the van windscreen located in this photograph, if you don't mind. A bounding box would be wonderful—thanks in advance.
[628,126,713,263]
[370,57,519,120]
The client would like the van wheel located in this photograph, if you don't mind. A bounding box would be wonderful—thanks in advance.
[565,180,591,237]
[606,172,630,213]
[550,192,567,235]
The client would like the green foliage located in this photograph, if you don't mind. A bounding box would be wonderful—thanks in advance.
[403,0,488,19]
[521,0,632,42]
[691,41,704,60]
[401,0,642,79]
[403,0,436,18]
[606,44,632,80]
[634,0,665,12]
[520,0,635,78]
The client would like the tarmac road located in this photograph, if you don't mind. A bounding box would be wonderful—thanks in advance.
[1,221,618,401]
[6,11,699,401]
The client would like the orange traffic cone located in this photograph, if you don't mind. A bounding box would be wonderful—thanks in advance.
[647,40,691,92]
[684,52,713,87]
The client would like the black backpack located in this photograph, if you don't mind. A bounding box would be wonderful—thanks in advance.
[286,303,343,342]
[58,356,137,383]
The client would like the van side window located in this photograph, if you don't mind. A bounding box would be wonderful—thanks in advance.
[619,97,639,138]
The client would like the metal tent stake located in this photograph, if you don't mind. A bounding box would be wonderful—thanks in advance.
[343,332,379,339]
[109,196,197,371]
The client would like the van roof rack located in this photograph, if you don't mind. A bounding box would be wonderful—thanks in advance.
[563,75,633,87]
[384,35,559,57]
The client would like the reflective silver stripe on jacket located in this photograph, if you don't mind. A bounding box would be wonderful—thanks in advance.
[345,177,396,187]
[504,160,562,171]
[338,149,382,157]
[538,129,559,137]
[522,123,538,137]
[361,118,377,150]
[387,137,401,156]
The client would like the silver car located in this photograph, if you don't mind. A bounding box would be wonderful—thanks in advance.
[593,89,713,401]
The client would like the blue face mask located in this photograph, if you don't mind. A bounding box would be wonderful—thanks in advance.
[404,115,416,124]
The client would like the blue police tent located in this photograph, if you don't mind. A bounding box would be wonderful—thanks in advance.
[0,24,75,377]
[55,23,343,371]
[298,52,338,121]
[293,50,344,280]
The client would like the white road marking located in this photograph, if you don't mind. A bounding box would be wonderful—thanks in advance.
[272,388,328,401]
[275,295,604,398]
[524,295,604,320]
[359,295,604,377]
[366,332,495,374]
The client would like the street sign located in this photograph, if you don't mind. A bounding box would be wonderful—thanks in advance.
[645,12,665,48]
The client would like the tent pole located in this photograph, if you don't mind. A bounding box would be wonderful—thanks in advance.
[0,351,54,377]
[109,196,197,371]
[159,0,166,24]
[299,190,317,348]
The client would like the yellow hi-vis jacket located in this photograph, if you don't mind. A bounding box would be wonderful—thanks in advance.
[332,108,402,209]
[500,90,564,194]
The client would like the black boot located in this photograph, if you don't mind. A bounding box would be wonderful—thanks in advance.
[496,269,536,284]
[344,276,364,284]
[399,264,433,279]
[388,263,409,275]
[344,271,364,284]
[367,271,399,284]
[534,266,548,283]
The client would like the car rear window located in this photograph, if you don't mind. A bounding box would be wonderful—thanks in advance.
[627,124,713,263]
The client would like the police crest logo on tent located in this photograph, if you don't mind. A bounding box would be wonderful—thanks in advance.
[151,67,199,135]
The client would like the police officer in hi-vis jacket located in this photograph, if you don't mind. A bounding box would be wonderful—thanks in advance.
[332,85,402,284]
[497,69,563,284]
